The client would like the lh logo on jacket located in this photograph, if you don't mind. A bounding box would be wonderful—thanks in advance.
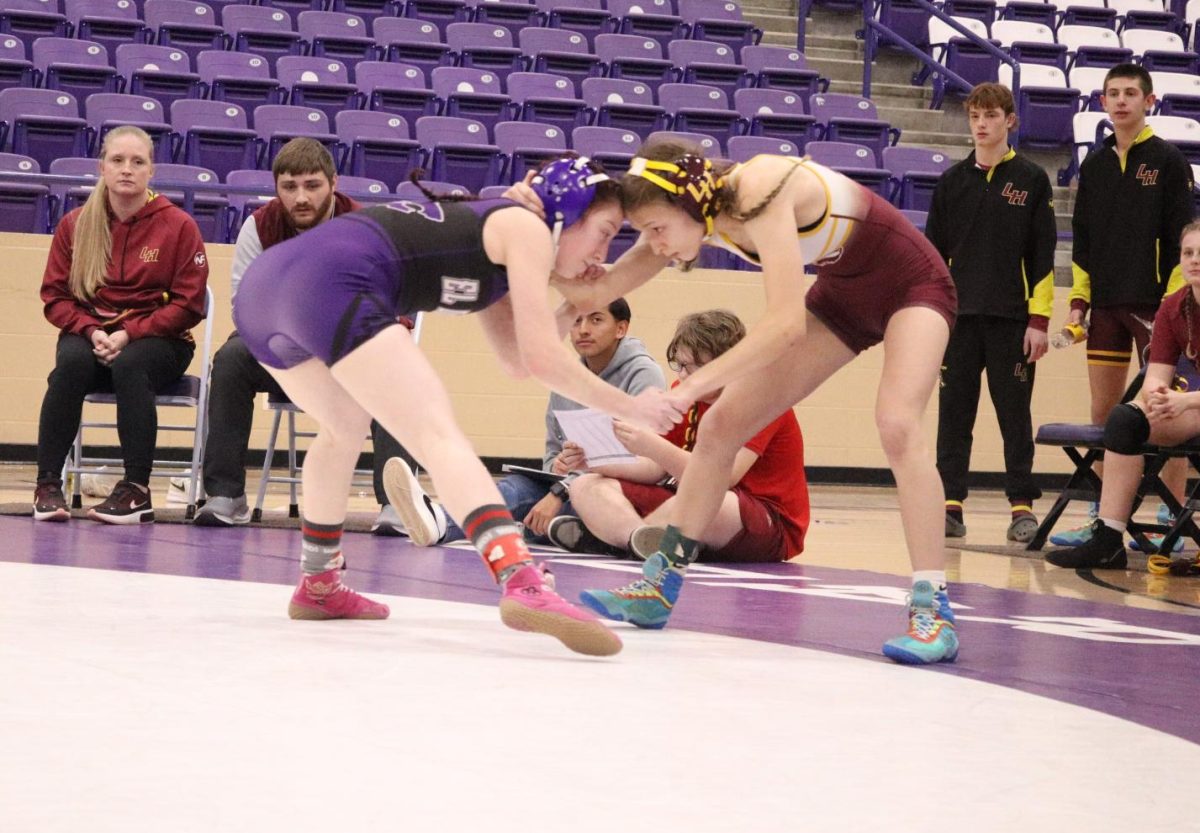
[139,247,159,263]
[1136,164,1159,186]
[1001,182,1027,206]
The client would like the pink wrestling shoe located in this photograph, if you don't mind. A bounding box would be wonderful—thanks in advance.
[498,564,623,656]
[288,569,391,621]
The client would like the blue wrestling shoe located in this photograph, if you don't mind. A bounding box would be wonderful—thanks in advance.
[1048,502,1098,546]
[578,553,684,629]
[1129,504,1184,553]
[882,581,959,665]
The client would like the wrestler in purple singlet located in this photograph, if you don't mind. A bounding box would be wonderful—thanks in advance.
[234,198,514,369]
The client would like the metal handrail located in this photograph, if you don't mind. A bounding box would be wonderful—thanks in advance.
[861,0,1020,124]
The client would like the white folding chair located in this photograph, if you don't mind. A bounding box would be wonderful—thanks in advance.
[251,312,425,521]
[66,285,214,519]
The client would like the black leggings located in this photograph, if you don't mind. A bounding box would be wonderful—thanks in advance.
[37,332,195,486]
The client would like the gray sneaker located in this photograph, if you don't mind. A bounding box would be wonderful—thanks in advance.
[372,504,408,537]
[945,513,967,538]
[547,515,624,556]
[629,525,667,560]
[1006,514,1039,543]
[194,494,251,527]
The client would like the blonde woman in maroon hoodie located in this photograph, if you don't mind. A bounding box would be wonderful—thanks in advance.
[32,125,209,525]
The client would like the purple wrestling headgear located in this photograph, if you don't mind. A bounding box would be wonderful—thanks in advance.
[531,156,611,245]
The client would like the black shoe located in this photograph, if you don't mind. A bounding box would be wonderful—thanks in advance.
[87,480,154,525]
[546,516,623,555]
[1045,520,1127,569]
[33,479,69,522]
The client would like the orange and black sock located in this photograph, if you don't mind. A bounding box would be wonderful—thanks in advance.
[462,504,533,584]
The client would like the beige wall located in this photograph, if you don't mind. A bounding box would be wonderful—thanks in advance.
[0,231,1113,474]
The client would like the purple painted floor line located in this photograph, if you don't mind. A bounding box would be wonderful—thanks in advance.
[7,517,1200,744]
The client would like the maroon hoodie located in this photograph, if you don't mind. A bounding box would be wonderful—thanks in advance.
[41,194,209,341]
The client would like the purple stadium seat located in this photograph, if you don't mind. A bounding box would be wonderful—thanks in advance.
[506,71,589,138]
[85,92,175,161]
[395,177,468,197]
[430,65,516,137]
[667,38,752,100]
[297,11,379,65]
[677,0,760,59]
[810,92,900,165]
[900,208,926,231]
[726,133,798,161]
[196,51,286,128]
[1057,25,1131,70]
[225,166,273,226]
[48,155,99,215]
[881,145,952,210]
[940,0,996,25]
[277,55,363,128]
[0,88,89,172]
[999,62,1079,150]
[328,0,402,28]
[0,0,70,40]
[805,140,891,196]
[373,17,455,75]
[990,20,1067,69]
[33,38,122,104]
[258,0,324,27]
[446,22,524,82]
[65,0,151,61]
[658,82,745,152]
[733,87,816,152]
[0,150,49,232]
[1051,0,1118,31]
[533,0,614,46]
[595,33,676,91]
[582,76,668,140]
[925,16,999,108]
[1124,29,1200,73]
[116,44,203,116]
[171,98,259,182]
[1153,69,1200,119]
[222,5,305,73]
[875,0,933,50]
[335,108,423,188]
[645,128,720,155]
[399,0,469,38]
[142,0,225,66]
[334,172,389,200]
[517,27,604,94]
[0,34,34,94]
[462,0,542,41]
[254,103,341,165]
[149,161,230,241]
[571,124,639,175]
[415,114,504,190]
[494,118,566,182]
[608,0,688,54]
[355,60,440,125]
[741,45,822,99]
[1109,0,1180,34]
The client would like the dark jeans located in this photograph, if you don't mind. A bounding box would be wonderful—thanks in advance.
[937,315,1041,505]
[37,332,194,486]
[203,333,414,503]
[443,473,572,544]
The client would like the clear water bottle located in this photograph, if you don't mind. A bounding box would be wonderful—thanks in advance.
[1050,322,1087,349]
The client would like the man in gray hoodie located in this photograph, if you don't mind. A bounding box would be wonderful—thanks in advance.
[390,297,667,544]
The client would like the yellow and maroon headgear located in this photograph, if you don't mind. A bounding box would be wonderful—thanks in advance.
[627,154,724,235]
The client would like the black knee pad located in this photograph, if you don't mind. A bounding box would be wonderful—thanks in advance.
[1103,403,1150,454]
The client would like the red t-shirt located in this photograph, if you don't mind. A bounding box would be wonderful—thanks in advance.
[1148,287,1200,371]
[664,392,810,555]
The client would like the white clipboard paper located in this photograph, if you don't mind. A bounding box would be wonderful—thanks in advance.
[552,408,636,465]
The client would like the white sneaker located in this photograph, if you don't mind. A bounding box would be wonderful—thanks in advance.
[382,458,447,547]
[167,472,197,506]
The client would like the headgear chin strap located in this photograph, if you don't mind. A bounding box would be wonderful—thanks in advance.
[530,156,612,248]
[627,154,723,235]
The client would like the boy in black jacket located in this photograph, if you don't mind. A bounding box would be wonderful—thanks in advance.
[926,83,1057,542]
[1052,63,1194,547]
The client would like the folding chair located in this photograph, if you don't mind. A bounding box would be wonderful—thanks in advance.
[66,285,214,519]
[251,313,425,521]
[1028,353,1200,552]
